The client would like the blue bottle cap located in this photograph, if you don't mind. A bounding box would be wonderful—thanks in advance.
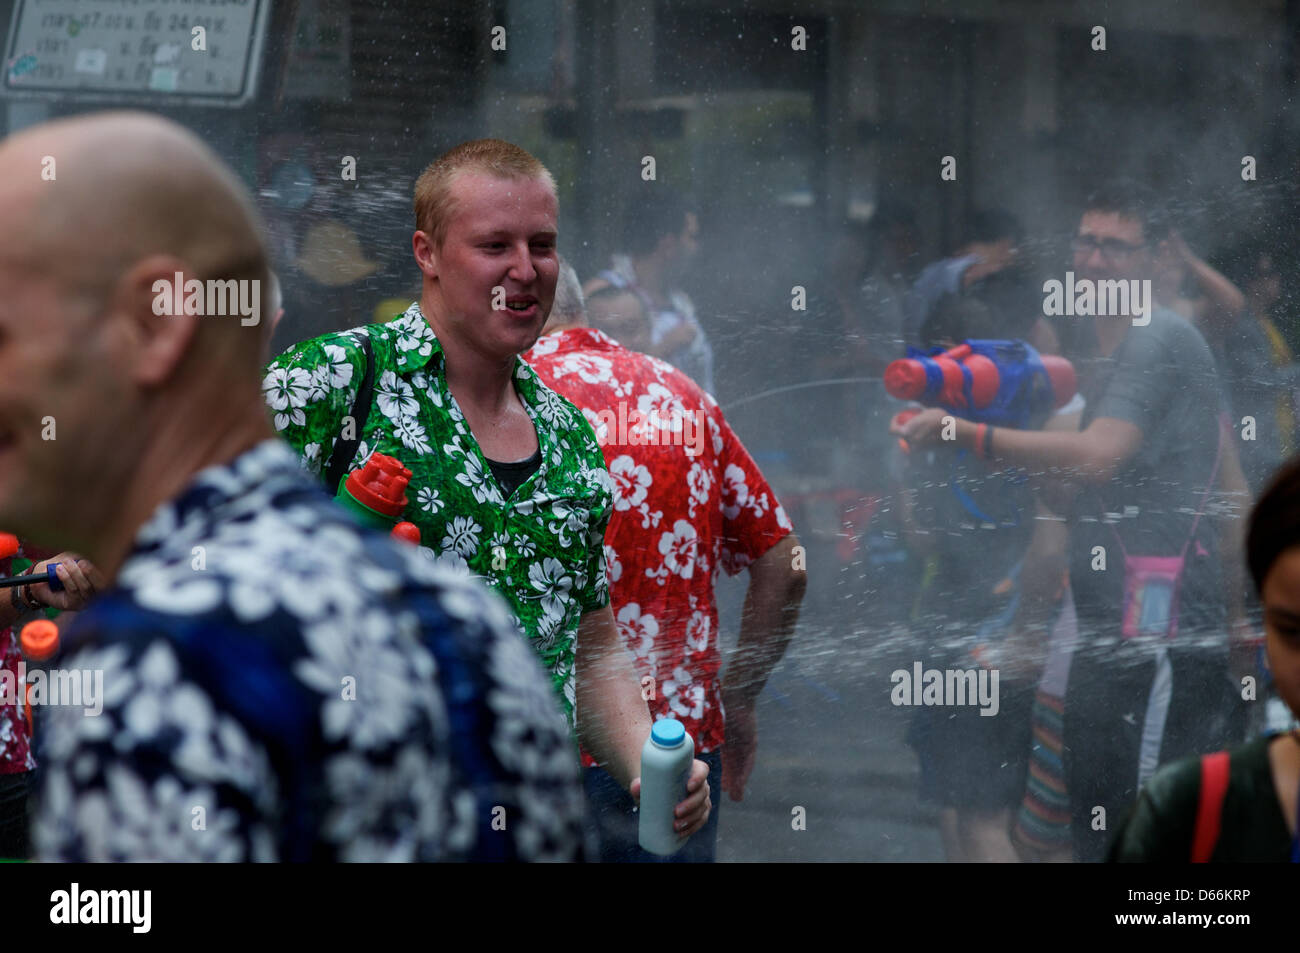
[651,718,685,747]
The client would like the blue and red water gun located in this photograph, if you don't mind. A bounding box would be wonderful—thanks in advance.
[886,339,1077,450]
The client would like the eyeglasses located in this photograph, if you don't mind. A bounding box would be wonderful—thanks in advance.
[1071,235,1147,259]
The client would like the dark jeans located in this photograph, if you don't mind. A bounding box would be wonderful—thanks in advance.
[583,749,722,863]
[0,770,34,860]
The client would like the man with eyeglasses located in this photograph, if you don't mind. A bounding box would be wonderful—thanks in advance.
[896,181,1253,862]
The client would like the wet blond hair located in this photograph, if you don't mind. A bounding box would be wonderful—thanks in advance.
[413,138,556,249]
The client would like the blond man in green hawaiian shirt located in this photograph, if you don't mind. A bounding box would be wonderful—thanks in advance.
[264,139,711,839]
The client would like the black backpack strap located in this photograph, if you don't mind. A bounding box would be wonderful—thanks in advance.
[323,333,375,493]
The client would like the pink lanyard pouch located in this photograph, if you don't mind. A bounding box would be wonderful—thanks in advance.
[1111,415,1225,641]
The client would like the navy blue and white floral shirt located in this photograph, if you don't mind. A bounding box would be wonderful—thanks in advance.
[34,440,585,862]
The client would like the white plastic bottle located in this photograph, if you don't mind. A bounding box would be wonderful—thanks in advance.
[638,717,695,855]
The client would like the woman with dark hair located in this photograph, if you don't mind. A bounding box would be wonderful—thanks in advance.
[1108,458,1300,862]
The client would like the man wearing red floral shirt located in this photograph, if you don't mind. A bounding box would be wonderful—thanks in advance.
[525,264,805,861]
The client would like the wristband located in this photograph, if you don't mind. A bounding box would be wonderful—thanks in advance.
[983,424,996,459]
[22,566,42,612]
[973,423,988,459]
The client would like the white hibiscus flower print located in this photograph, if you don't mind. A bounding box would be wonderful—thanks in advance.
[263,366,312,431]
[657,519,700,580]
[616,603,659,659]
[609,455,651,511]
[662,668,705,720]
[294,609,428,749]
[687,462,712,518]
[376,371,419,421]
[196,518,367,624]
[555,353,613,384]
[638,383,688,433]
[307,364,330,402]
[75,767,246,861]
[526,335,561,359]
[392,320,433,359]
[528,558,573,618]
[546,500,587,549]
[322,343,356,389]
[709,415,724,455]
[685,609,711,655]
[720,463,750,520]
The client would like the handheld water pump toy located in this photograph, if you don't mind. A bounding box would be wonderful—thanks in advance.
[885,339,1077,453]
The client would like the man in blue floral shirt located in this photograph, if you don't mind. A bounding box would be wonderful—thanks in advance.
[0,112,584,861]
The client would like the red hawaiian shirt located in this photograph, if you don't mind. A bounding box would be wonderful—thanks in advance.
[525,328,791,758]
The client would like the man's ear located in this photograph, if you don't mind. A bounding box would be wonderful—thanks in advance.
[115,255,203,388]
[413,230,439,279]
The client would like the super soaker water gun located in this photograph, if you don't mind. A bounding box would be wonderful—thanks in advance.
[334,453,422,545]
[885,339,1077,451]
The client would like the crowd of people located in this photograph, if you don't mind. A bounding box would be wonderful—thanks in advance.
[869,184,1299,862]
[0,117,803,862]
[0,109,1297,863]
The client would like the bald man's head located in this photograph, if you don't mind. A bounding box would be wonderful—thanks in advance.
[6,111,268,329]
[0,111,274,551]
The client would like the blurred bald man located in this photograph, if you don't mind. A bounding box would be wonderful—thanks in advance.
[0,112,584,861]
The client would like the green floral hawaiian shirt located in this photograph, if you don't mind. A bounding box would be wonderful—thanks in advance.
[262,303,613,722]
